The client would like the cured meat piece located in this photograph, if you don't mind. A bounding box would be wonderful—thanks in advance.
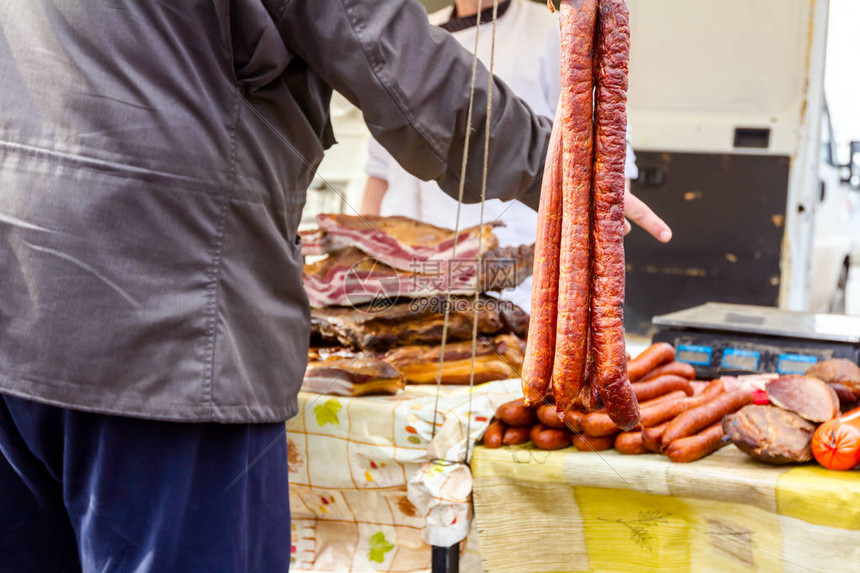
[551,0,598,414]
[664,423,726,463]
[723,405,816,464]
[631,375,694,403]
[303,244,535,308]
[627,343,676,382]
[590,0,638,430]
[521,109,564,405]
[805,359,860,406]
[384,335,525,384]
[310,296,528,351]
[766,375,839,423]
[660,389,753,448]
[639,361,696,383]
[299,228,349,257]
[313,214,500,271]
[302,356,405,397]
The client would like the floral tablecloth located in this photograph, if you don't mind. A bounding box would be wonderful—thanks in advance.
[286,380,521,572]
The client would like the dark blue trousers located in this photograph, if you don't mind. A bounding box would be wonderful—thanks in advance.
[0,394,290,573]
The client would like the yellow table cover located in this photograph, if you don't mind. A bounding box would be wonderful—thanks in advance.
[471,444,860,573]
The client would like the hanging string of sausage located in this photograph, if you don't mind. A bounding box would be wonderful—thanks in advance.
[521,0,640,431]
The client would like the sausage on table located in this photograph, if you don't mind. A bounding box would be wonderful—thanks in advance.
[497,399,538,427]
[639,361,695,382]
[573,432,615,452]
[664,423,727,463]
[483,419,507,448]
[661,389,753,448]
[537,404,567,429]
[627,343,676,382]
[614,431,647,455]
[631,375,694,403]
[551,0,598,413]
[521,109,564,405]
[590,0,639,430]
[581,390,688,437]
[503,425,532,446]
[531,423,573,450]
[641,421,669,452]
[564,408,585,433]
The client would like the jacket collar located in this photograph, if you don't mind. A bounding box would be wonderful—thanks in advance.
[439,0,512,33]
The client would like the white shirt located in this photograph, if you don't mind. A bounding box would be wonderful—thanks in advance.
[366,0,637,311]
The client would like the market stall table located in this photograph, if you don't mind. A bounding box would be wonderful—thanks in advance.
[471,444,860,572]
[286,380,521,572]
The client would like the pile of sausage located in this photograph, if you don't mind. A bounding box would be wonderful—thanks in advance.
[522,0,638,430]
[489,343,756,463]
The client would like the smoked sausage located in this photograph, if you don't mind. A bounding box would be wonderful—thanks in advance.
[614,431,647,455]
[572,432,615,452]
[503,425,532,446]
[497,399,538,427]
[521,110,564,405]
[639,361,696,382]
[641,421,669,453]
[483,419,506,448]
[551,0,599,413]
[661,389,753,448]
[631,375,694,403]
[591,0,638,428]
[531,423,573,450]
[627,343,676,382]
[537,404,567,429]
[664,423,726,463]
[582,390,688,437]
[638,380,725,428]
[564,409,585,433]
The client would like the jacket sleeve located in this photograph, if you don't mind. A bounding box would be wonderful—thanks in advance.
[273,0,551,210]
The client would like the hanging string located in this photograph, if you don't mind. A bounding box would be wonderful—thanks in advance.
[430,0,486,445]
[463,0,499,465]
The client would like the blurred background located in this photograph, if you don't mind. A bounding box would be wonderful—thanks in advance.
[304,0,860,332]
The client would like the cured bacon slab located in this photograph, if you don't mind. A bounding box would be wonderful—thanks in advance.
[303,245,535,308]
[311,214,500,271]
[310,295,529,351]
[384,335,525,384]
[302,352,405,396]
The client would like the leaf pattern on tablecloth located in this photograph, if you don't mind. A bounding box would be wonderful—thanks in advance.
[367,531,394,563]
[314,399,342,427]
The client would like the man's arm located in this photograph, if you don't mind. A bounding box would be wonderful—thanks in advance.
[361,176,389,216]
[274,0,551,210]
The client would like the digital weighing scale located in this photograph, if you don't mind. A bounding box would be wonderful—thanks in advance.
[651,303,860,379]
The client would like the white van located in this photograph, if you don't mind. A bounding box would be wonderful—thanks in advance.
[624,0,857,334]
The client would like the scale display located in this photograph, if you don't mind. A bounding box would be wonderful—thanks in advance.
[652,303,860,378]
[721,348,760,371]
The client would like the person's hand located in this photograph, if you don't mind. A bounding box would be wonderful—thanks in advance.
[623,182,672,243]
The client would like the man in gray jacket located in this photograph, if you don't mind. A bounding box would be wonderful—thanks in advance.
[0,1,667,571]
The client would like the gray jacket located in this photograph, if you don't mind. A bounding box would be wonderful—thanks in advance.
[0,0,551,422]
